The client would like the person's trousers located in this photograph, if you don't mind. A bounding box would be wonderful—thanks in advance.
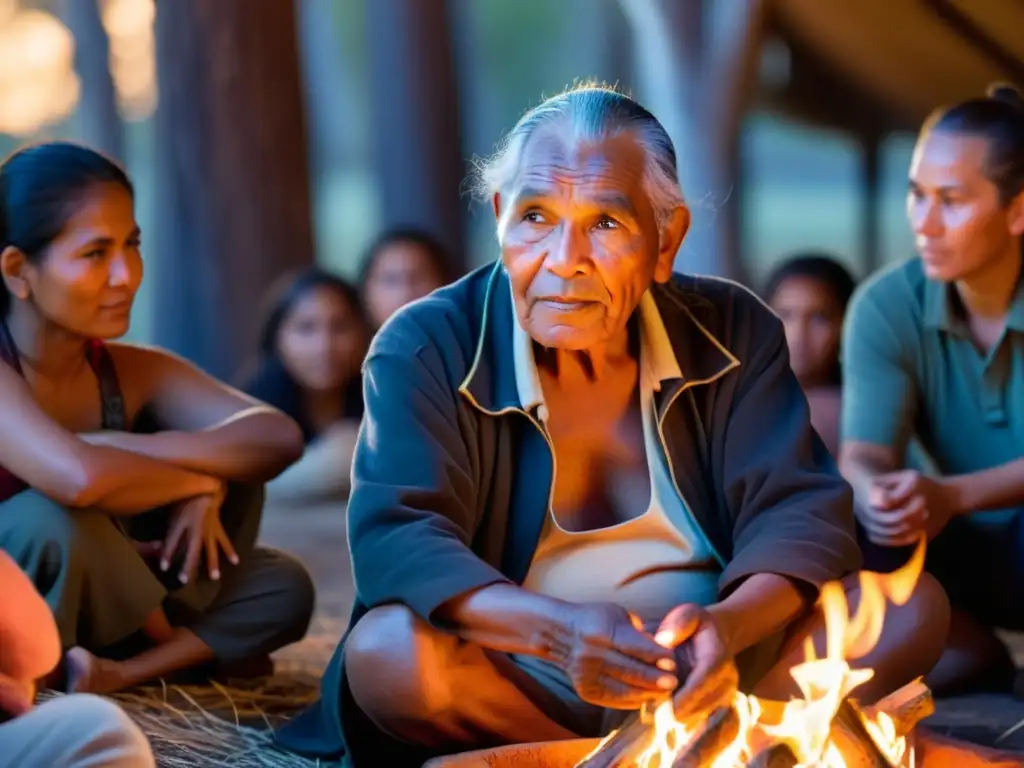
[0,483,315,661]
[0,694,154,768]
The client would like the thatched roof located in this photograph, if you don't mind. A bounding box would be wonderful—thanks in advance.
[767,0,1024,136]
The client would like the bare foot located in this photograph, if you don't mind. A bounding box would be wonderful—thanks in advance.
[65,647,126,694]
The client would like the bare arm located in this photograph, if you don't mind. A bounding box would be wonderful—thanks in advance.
[709,574,809,656]
[265,421,360,504]
[0,364,220,513]
[839,441,902,511]
[93,345,304,482]
[947,458,1024,513]
[434,583,576,657]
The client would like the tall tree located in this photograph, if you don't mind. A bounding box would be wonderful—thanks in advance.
[150,0,314,380]
[59,0,123,160]
[619,0,766,281]
[364,0,466,275]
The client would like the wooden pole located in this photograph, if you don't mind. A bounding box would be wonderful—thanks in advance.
[151,0,315,379]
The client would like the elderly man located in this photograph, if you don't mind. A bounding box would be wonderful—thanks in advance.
[276,86,949,765]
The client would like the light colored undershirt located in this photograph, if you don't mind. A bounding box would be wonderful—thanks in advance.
[514,290,721,623]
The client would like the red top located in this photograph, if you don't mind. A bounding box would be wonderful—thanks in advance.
[0,322,127,503]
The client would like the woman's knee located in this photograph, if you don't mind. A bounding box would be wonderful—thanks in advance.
[346,605,455,725]
[895,572,951,659]
[265,551,316,643]
[45,694,155,767]
[1,493,110,574]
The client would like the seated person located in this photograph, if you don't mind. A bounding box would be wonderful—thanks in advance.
[275,85,949,765]
[358,228,450,331]
[242,268,368,504]
[0,550,155,768]
[840,84,1024,694]
[765,254,857,456]
[0,142,315,695]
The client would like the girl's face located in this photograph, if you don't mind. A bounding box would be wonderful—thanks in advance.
[363,241,444,327]
[770,275,844,387]
[276,285,365,392]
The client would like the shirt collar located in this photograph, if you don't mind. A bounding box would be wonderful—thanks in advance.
[512,288,683,413]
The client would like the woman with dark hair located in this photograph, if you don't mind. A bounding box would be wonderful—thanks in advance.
[241,268,369,503]
[765,254,857,456]
[358,228,450,329]
[0,142,315,695]
[841,84,1024,693]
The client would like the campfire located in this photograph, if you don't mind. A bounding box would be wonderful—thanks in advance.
[576,537,930,768]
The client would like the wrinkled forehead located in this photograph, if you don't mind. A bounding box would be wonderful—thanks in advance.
[509,126,649,208]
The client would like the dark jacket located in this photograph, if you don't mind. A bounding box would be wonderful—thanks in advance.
[275,262,860,764]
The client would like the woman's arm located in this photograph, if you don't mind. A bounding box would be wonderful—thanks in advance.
[101,345,305,482]
[0,365,221,513]
[265,420,360,504]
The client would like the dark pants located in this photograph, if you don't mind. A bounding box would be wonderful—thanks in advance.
[0,483,315,662]
[859,510,1024,631]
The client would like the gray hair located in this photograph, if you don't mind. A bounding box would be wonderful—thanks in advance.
[471,84,686,236]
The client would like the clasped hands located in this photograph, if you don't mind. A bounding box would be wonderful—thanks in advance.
[133,481,239,586]
[858,469,961,547]
[551,601,737,719]
[79,431,238,585]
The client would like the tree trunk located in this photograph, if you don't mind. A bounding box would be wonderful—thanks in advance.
[151,0,314,380]
[296,0,352,178]
[364,0,466,275]
[59,0,123,161]
[618,0,766,281]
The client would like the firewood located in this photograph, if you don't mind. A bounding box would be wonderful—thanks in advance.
[748,743,799,768]
[671,706,740,768]
[573,706,665,768]
[576,660,737,767]
[576,706,736,768]
[828,698,897,768]
[863,678,934,736]
[577,677,934,767]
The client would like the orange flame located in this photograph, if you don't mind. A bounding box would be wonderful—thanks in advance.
[590,536,927,768]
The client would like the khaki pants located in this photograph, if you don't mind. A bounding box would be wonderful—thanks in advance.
[0,695,154,768]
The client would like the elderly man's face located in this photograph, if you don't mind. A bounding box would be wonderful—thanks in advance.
[495,130,686,350]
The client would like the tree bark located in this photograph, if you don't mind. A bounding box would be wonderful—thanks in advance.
[59,0,123,161]
[364,0,466,275]
[618,0,767,281]
[151,0,314,380]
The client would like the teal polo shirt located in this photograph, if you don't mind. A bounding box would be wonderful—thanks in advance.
[841,257,1024,520]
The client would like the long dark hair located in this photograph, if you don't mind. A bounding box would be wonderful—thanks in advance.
[357,227,453,291]
[241,267,367,444]
[764,253,857,386]
[0,142,133,319]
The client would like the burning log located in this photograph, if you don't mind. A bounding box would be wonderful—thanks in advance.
[748,744,799,768]
[671,706,740,767]
[575,705,737,768]
[863,678,934,736]
[576,678,934,768]
[828,699,897,768]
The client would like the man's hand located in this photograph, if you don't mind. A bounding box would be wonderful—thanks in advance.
[0,674,33,718]
[861,469,960,546]
[656,604,739,721]
[551,602,678,710]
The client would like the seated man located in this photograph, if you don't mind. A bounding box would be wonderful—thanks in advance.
[276,85,949,765]
[0,551,155,768]
[841,84,1024,694]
